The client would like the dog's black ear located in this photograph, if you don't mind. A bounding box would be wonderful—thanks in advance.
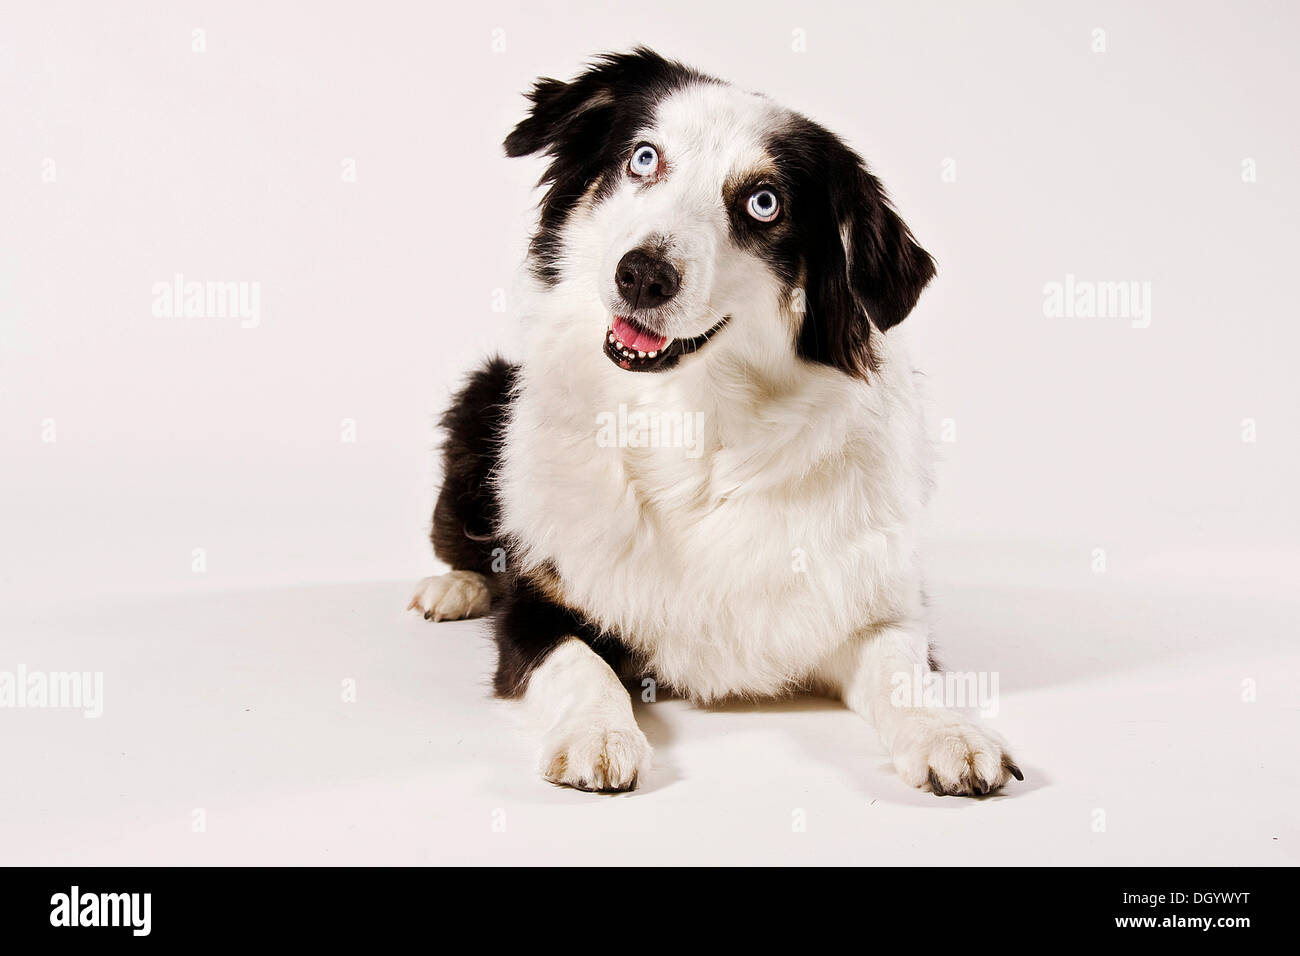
[503,75,613,159]
[504,48,692,159]
[798,148,936,378]
[842,166,936,333]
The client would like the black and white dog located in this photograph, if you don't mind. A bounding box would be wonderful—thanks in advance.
[411,49,1021,797]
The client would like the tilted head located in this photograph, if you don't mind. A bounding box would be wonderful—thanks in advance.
[505,48,935,379]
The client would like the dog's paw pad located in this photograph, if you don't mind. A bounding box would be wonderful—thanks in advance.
[407,571,491,621]
[541,726,651,793]
[892,712,1021,797]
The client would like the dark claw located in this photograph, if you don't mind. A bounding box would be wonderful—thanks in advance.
[1003,756,1024,782]
[928,769,948,796]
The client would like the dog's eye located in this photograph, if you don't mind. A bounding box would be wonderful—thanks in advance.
[746,189,780,222]
[629,144,659,177]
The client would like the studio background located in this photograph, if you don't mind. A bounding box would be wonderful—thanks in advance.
[2,0,1296,865]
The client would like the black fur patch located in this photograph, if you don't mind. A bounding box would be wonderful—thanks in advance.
[503,47,710,283]
[430,357,516,593]
[764,116,936,378]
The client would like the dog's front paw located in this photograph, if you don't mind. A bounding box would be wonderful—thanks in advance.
[540,724,651,793]
[407,571,491,621]
[890,710,1023,797]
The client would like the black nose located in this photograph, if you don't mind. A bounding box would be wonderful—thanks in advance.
[615,249,681,310]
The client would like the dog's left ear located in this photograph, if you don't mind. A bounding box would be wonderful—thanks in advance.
[842,166,936,333]
[800,158,936,378]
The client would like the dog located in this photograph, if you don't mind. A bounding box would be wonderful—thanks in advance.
[410,48,1022,797]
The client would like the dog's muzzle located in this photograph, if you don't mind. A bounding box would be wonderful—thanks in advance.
[604,247,727,372]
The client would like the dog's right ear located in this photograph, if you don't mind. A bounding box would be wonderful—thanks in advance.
[504,75,615,158]
[503,48,692,159]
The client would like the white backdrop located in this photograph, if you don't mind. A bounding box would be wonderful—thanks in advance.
[2,1,1297,865]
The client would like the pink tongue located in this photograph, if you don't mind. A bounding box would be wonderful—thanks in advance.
[613,315,668,353]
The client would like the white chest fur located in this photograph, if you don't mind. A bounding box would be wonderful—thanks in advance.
[497,302,932,701]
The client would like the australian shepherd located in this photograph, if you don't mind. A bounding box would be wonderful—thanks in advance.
[410,48,1021,797]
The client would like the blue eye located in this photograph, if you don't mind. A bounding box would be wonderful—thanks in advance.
[747,188,780,222]
[629,144,659,177]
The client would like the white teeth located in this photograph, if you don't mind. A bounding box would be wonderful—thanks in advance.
[606,325,670,361]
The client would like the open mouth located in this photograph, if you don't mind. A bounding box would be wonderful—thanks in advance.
[604,314,730,373]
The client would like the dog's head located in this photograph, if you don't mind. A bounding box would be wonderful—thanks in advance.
[505,48,935,378]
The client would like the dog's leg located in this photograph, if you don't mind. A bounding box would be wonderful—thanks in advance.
[819,622,1022,796]
[409,357,517,621]
[523,638,652,793]
[492,578,649,792]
